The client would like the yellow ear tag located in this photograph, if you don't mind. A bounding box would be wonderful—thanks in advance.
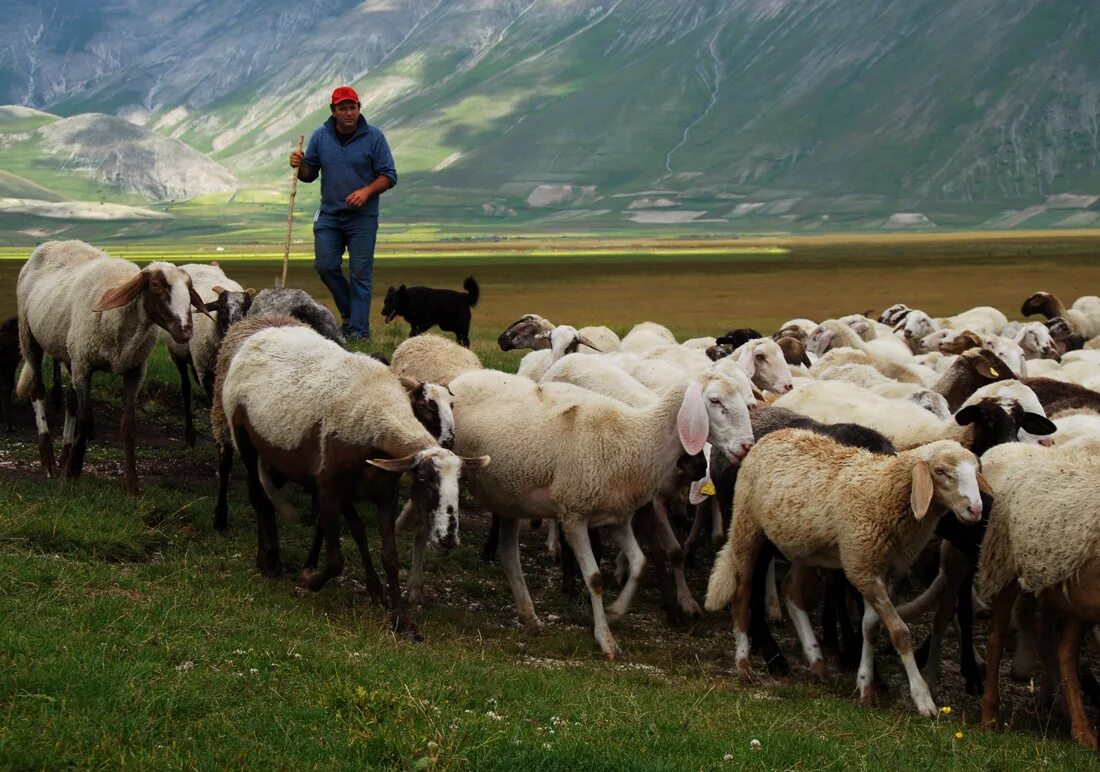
[989,367,999,376]
[700,481,716,496]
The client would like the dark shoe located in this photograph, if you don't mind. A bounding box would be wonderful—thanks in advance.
[347,331,371,342]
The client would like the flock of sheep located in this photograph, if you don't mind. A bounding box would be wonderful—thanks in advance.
[9,239,1100,749]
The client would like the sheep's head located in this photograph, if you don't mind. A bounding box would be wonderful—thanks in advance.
[678,373,754,464]
[402,378,455,450]
[775,336,812,367]
[92,262,211,344]
[1021,291,1059,319]
[1014,323,1057,359]
[838,314,877,341]
[206,285,256,335]
[879,303,911,327]
[898,310,937,342]
[909,441,986,524]
[549,325,600,362]
[806,320,851,356]
[367,448,490,555]
[735,338,793,393]
[497,314,554,351]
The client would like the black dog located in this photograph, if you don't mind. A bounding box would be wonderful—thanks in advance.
[381,276,479,347]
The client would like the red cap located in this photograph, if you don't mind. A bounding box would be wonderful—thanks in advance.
[330,86,359,106]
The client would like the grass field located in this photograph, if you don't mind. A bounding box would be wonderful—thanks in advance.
[2,236,1100,768]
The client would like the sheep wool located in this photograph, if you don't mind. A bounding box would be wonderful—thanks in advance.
[977,442,1100,599]
[223,326,433,461]
[390,333,482,386]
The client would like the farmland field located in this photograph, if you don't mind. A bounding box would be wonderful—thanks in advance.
[2,233,1100,768]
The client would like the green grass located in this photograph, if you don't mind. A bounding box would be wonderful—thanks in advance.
[4,246,1100,766]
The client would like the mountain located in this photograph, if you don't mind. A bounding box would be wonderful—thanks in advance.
[3,0,1100,233]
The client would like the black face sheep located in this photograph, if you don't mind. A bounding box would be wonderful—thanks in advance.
[219,321,488,636]
[706,430,986,716]
[16,240,209,494]
[381,276,479,347]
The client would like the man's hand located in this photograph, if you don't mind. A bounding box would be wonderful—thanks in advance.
[289,150,304,168]
[345,187,372,208]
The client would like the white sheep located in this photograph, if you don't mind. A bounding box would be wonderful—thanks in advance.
[449,368,754,658]
[515,325,602,380]
[705,428,985,716]
[899,306,1008,340]
[977,440,1100,748]
[390,332,482,386]
[808,319,914,364]
[1002,321,1057,360]
[619,321,677,353]
[220,322,489,636]
[729,337,793,393]
[16,240,208,494]
[166,263,255,447]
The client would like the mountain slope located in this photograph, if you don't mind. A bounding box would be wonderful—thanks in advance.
[3,0,1099,229]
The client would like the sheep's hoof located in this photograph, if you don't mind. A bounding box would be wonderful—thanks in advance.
[765,653,790,677]
[599,635,620,661]
[737,660,756,684]
[679,597,703,619]
[519,614,544,632]
[393,614,423,642]
[860,685,879,708]
[299,568,328,592]
[122,477,140,497]
[810,659,828,682]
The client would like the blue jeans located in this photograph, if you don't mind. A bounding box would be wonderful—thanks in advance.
[313,211,379,337]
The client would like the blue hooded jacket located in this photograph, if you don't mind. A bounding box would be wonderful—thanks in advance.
[300,115,397,218]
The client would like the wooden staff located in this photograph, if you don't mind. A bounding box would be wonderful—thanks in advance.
[281,134,305,288]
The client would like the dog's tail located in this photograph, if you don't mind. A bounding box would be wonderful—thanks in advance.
[463,276,479,308]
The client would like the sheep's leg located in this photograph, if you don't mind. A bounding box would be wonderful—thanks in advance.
[826,571,864,670]
[62,371,93,482]
[860,577,937,717]
[235,427,281,576]
[727,522,766,683]
[50,357,63,409]
[605,519,647,622]
[300,488,344,591]
[749,540,789,676]
[682,501,707,567]
[1057,616,1096,749]
[174,355,196,448]
[765,560,783,623]
[119,366,143,495]
[341,500,384,605]
[397,501,430,605]
[58,383,77,474]
[648,498,701,619]
[561,519,619,659]
[856,599,881,707]
[1011,593,1040,680]
[498,516,540,627]
[213,442,234,532]
[545,519,562,562]
[956,566,984,696]
[482,512,501,562]
[375,482,419,639]
[258,461,298,521]
[916,550,970,691]
[710,495,725,549]
[784,563,826,679]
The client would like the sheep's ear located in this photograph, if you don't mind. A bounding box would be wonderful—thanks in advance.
[910,461,934,520]
[976,471,993,496]
[92,273,146,312]
[575,334,601,353]
[954,404,980,426]
[677,381,709,456]
[189,286,215,320]
[398,376,422,395]
[975,351,1003,379]
[367,453,419,472]
[460,455,490,470]
[1020,412,1057,436]
[245,288,257,297]
[211,284,225,294]
[737,344,756,378]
